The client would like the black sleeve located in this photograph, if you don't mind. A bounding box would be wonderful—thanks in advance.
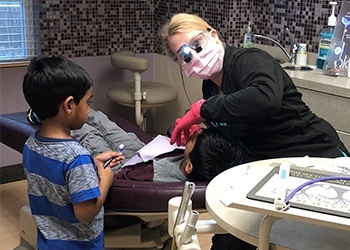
[202,79,218,99]
[201,49,286,124]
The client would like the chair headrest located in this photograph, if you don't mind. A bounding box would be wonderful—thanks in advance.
[110,51,148,72]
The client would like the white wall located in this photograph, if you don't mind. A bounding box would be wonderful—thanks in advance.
[0,66,31,166]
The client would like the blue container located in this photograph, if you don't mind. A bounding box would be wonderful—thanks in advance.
[316,27,334,69]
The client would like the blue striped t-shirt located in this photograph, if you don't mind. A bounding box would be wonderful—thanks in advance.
[23,132,104,249]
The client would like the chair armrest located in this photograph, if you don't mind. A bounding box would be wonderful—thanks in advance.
[0,112,40,153]
[105,180,208,212]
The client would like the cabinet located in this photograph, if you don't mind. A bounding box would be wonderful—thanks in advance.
[258,44,350,151]
[296,86,350,150]
[288,71,350,151]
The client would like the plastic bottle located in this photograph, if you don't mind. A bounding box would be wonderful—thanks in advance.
[243,22,254,48]
[316,2,337,69]
[296,43,308,66]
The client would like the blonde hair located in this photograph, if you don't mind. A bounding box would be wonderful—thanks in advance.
[161,13,214,56]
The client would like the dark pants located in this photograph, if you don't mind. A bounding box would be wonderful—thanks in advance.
[211,234,256,250]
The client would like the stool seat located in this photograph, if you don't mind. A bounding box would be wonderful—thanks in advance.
[107,81,178,108]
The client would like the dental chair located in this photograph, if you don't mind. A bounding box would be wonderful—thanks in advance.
[0,111,208,250]
[106,51,178,131]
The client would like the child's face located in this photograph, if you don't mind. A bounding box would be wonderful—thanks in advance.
[70,87,93,130]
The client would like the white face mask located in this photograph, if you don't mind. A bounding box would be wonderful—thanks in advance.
[182,43,223,79]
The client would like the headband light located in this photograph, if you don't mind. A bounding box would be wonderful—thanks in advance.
[182,45,192,63]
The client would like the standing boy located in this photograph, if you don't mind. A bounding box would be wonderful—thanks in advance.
[22,56,123,249]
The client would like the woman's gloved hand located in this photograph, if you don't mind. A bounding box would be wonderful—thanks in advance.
[179,124,202,146]
[170,99,205,146]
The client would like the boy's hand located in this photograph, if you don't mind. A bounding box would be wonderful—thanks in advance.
[94,151,124,168]
[74,151,119,223]
[94,151,124,187]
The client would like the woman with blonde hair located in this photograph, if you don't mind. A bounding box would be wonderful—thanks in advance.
[161,12,348,250]
[161,13,348,159]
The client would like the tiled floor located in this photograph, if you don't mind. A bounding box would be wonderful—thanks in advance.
[0,180,213,250]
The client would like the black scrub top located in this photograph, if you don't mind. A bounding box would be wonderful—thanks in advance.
[200,45,349,159]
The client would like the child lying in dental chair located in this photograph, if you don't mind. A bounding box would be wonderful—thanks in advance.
[73,109,250,182]
[115,126,250,182]
[28,108,250,182]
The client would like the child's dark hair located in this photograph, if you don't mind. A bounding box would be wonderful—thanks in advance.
[188,128,249,182]
[22,56,93,120]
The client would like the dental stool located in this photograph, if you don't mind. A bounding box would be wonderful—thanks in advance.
[107,51,178,131]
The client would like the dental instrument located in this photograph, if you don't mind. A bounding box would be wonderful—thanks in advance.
[103,143,125,168]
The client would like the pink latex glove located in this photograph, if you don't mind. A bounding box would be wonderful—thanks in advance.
[179,124,203,146]
[170,99,205,146]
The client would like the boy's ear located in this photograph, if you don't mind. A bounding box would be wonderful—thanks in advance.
[63,96,74,114]
[185,162,193,174]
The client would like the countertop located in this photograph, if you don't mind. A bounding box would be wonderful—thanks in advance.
[256,44,350,99]
[284,64,350,99]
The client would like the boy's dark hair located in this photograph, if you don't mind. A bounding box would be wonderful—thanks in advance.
[22,56,93,120]
[188,128,249,182]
